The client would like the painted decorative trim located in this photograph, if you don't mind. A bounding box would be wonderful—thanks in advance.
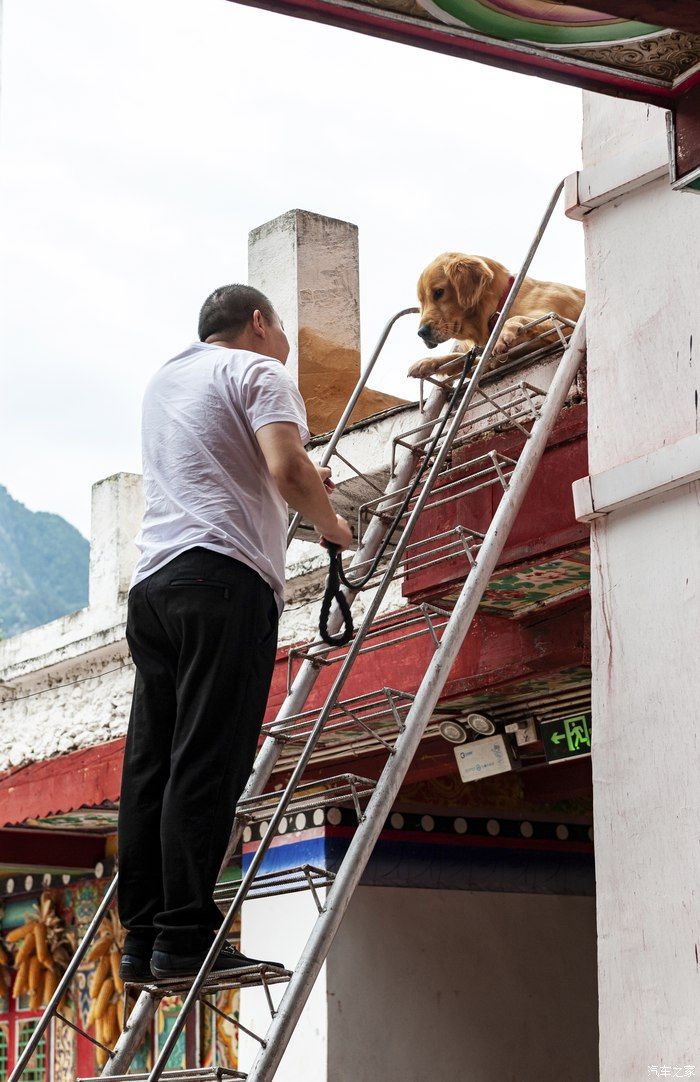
[242,807,593,847]
[0,860,114,901]
[241,809,594,895]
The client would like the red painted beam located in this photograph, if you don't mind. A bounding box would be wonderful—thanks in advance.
[224,0,691,106]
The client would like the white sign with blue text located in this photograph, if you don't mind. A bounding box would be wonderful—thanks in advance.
[454,735,512,783]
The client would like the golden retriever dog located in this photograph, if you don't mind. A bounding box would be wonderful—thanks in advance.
[408,252,584,379]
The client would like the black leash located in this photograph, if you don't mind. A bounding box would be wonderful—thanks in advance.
[319,542,355,646]
[318,347,481,648]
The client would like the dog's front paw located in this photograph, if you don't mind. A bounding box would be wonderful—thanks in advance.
[408,356,442,379]
[493,328,518,355]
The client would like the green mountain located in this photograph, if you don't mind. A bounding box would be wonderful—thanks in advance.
[0,485,89,639]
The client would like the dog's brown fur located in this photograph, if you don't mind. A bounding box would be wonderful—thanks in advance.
[408,252,584,379]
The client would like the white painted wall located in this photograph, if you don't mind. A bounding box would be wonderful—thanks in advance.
[582,93,700,1078]
[240,885,599,1080]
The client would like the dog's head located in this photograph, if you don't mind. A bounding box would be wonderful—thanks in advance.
[417,253,495,349]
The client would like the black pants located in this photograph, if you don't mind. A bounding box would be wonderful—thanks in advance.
[117,547,279,956]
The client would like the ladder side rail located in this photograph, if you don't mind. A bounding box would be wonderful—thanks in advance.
[8,878,118,1082]
[248,311,587,1081]
[101,990,158,1078]
[287,305,419,545]
[145,179,568,1082]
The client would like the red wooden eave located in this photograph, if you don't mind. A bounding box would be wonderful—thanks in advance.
[0,739,124,829]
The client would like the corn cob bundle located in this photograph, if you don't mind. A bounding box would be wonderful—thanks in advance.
[0,939,14,994]
[86,910,126,1053]
[9,892,75,1009]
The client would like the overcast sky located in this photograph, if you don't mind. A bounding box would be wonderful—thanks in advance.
[0,0,585,537]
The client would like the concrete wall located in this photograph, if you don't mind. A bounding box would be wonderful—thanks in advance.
[581,93,700,1077]
[239,885,599,1080]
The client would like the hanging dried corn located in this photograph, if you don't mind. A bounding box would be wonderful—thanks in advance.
[8,892,74,1010]
[86,909,127,1056]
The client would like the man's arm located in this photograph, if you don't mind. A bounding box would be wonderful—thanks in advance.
[256,421,353,549]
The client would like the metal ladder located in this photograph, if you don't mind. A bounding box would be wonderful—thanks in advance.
[8,181,585,1082]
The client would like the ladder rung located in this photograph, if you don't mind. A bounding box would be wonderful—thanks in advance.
[236,773,377,823]
[286,603,451,691]
[79,1070,246,1081]
[214,864,335,905]
[263,686,413,748]
[357,449,515,543]
[347,524,485,589]
[128,963,292,998]
[400,375,548,473]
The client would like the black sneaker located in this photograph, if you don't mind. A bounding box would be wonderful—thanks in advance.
[119,952,155,984]
[150,942,284,980]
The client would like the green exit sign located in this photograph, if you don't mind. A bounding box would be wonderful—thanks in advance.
[540,714,592,763]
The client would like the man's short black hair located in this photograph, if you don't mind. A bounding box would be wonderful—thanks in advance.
[198,284,276,342]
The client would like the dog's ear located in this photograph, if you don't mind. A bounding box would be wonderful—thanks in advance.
[444,256,494,312]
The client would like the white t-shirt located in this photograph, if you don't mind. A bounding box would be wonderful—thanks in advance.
[130,342,310,613]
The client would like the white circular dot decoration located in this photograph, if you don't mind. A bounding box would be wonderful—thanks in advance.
[62,874,71,885]
[390,813,404,830]
[487,819,500,836]
[42,873,52,887]
[454,818,468,834]
[242,827,252,843]
[556,824,569,840]
[6,879,14,894]
[421,815,435,832]
[94,862,104,879]
[295,813,307,831]
[520,821,534,838]
[24,876,33,891]
[259,821,269,836]
[278,817,288,835]
[313,809,325,826]
[327,808,342,826]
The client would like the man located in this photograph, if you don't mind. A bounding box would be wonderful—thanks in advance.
[117,284,352,982]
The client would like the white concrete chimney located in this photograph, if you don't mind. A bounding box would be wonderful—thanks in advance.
[88,473,143,613]
[248,209,403,435]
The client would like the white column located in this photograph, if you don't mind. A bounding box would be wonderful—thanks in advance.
[88,473,143,613]
[578,94,700,1078]
[248,209,403,435]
